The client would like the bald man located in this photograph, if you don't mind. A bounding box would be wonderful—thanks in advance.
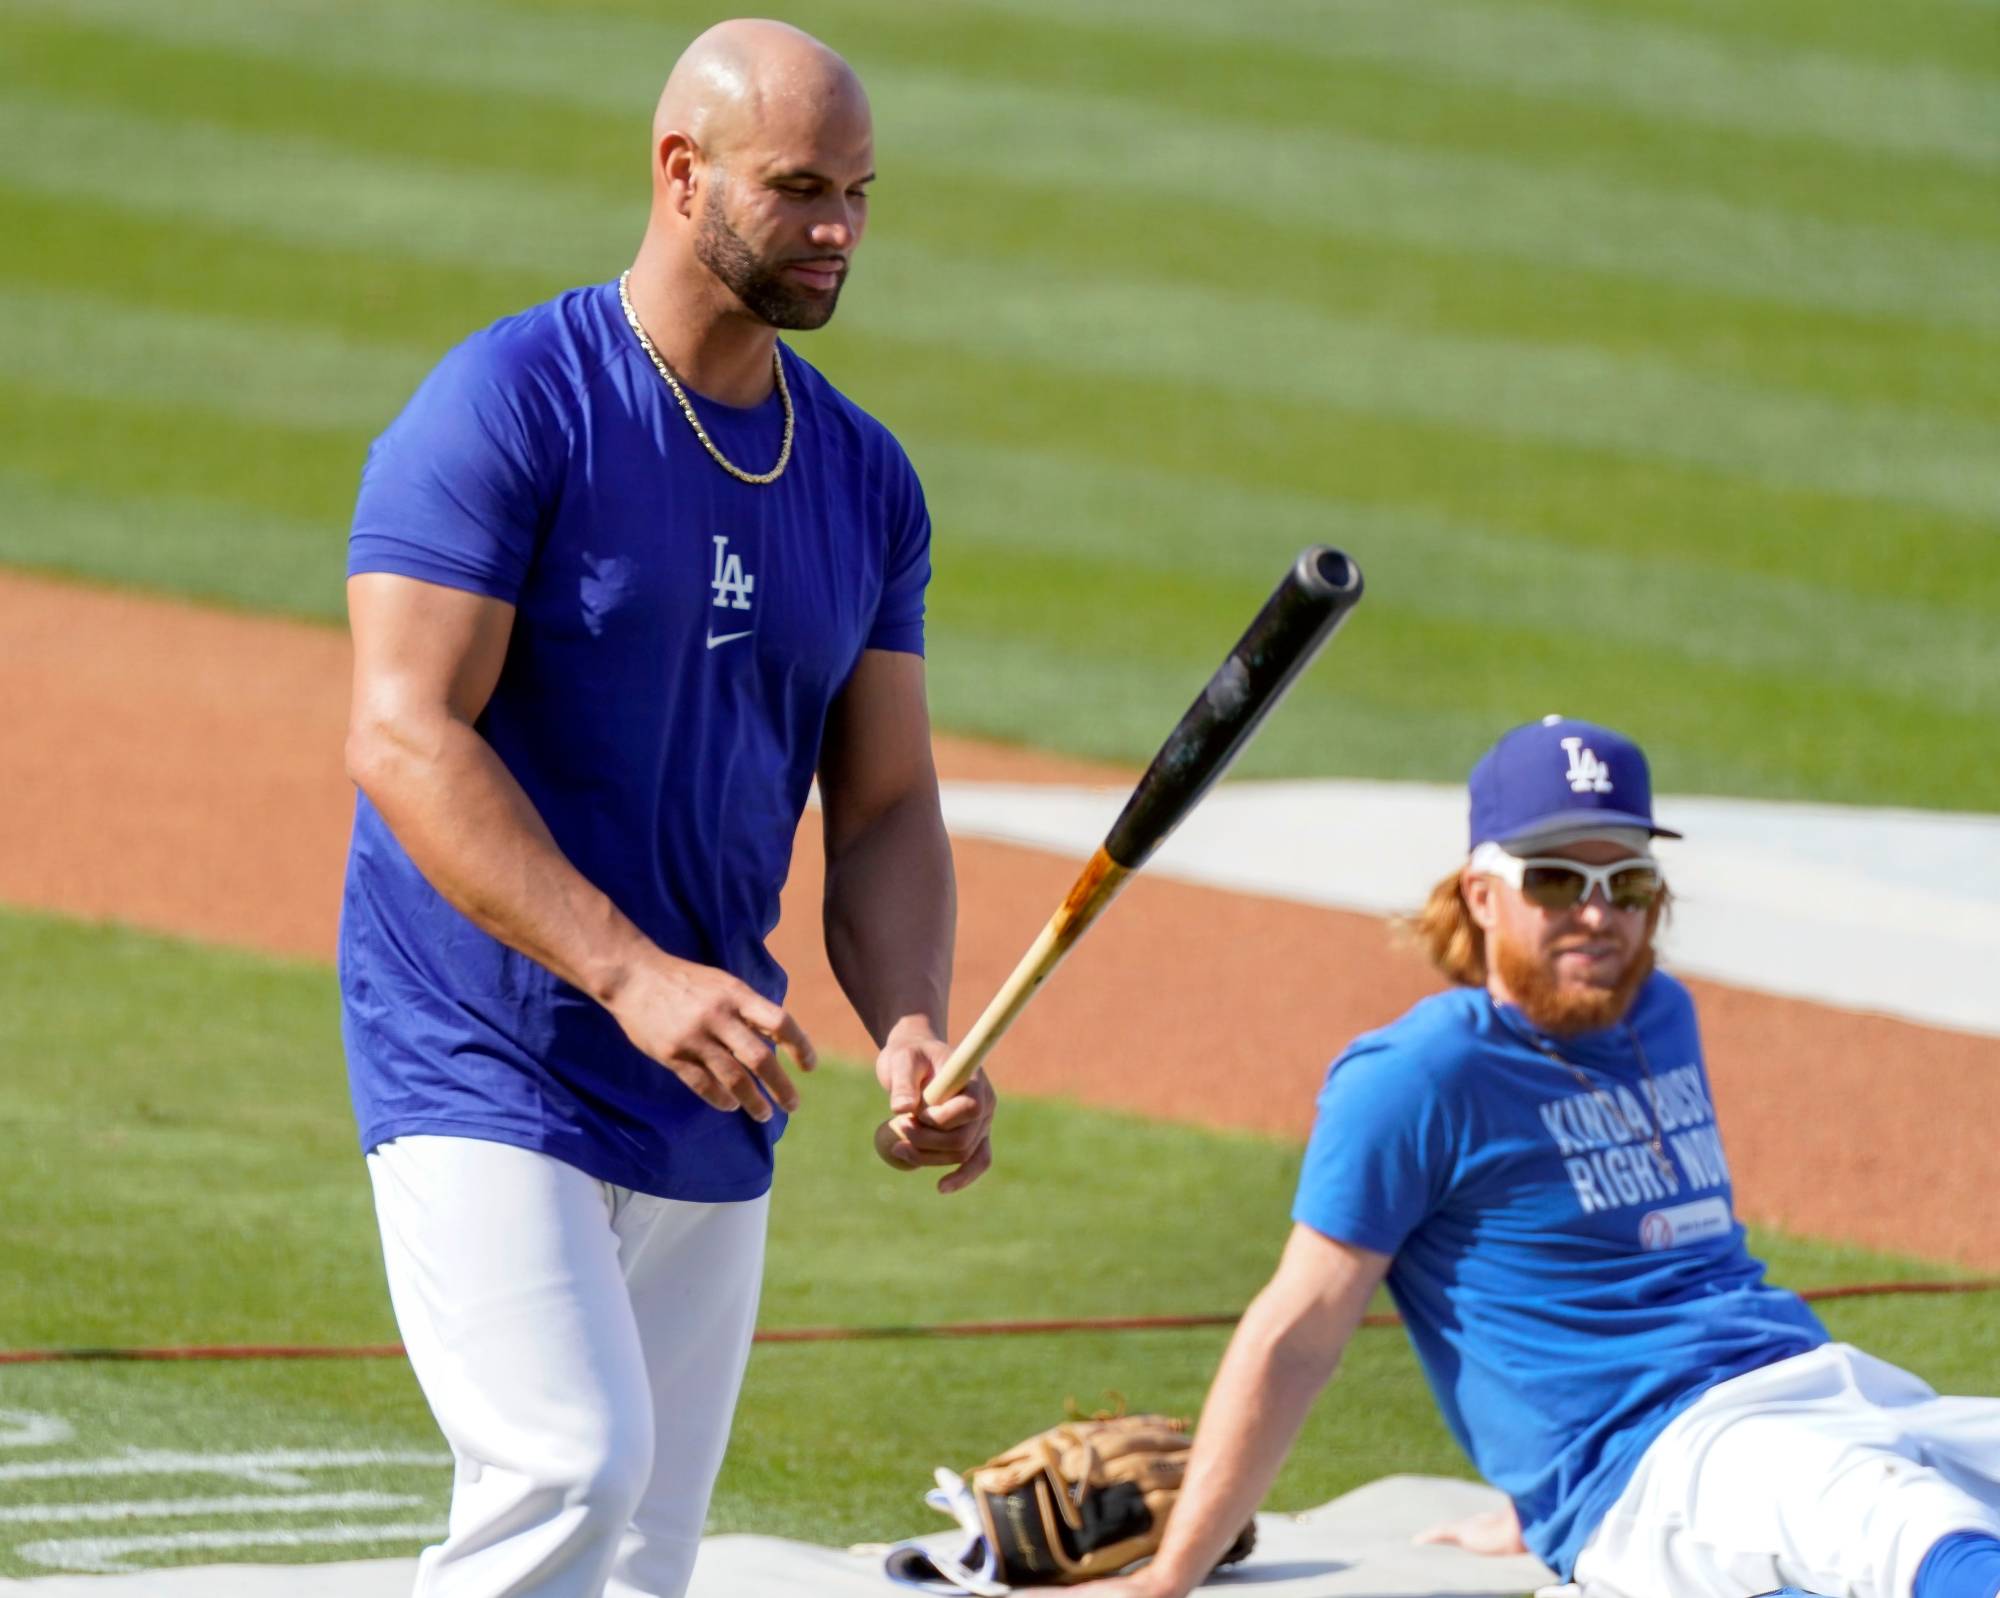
[340,21,994,1597]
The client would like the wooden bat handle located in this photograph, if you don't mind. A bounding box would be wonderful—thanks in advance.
[923,848,1133,1105]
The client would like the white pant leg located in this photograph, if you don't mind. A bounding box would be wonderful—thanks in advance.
[1574,1345,2000,1598]
[604,1190,768,1598]
[1885,1375,2000,1513]
[370,1137,657,1598]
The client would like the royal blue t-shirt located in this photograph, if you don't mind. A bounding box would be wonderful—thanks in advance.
[1292,973,1828,1577]
[339,280,930,1202]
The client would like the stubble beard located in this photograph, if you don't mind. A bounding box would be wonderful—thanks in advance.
[1492,920,1658,1037]
[694,185,842,332]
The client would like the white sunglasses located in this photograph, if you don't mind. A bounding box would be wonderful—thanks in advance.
[1473,850,1665,913]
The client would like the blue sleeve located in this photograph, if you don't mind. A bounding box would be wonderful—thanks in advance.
[866,447,929,656]
[1292,1039,1460,1257]
[348,331,565,602]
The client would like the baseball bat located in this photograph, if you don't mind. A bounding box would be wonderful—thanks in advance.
[922,546,1364,1106]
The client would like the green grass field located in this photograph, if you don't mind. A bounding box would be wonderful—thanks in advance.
[5,0,1999,805]
[1,911,1993,1576]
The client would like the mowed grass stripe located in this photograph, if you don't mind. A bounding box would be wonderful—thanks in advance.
[905,11,2000,248]
[8,277,1991,624]
[8,236,1998,533]
[0,289,432,434]
[2,10,636,198]
[842,338,1999,618]
[847,244,2000,523]
[3,268,1984,608]
[0,474,347,620]
[872,74,2000,337]
[15,31,2000,520]
[10,10,2000,333]
[511,0,2000,91]
[15,4,1993,433]
[10,304,1997,696]
[876,182,2000,423]
[925,547,2000,806]
[11,264,2000,620]
[23,0,2000,252]
[666,0,2000,247]
[0,188,556,359]
[1531,0,2000,77]
[14,149,2000,430]
[8,301,1995,677]
[915,441,2000,719]
[0,95,625,280]
[982,0,2000,170]
[10,190,1999,546]
[10,0,668,120]
[0,383,362,534]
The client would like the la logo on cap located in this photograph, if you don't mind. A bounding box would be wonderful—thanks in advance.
[1469,715,1679,847]
[1560,735,1614,795]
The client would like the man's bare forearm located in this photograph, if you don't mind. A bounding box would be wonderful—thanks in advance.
[1141,1289,1348,1595]
[348,709,645,1004]
[822,787,955,1044]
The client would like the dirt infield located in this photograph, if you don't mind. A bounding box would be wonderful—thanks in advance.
[3,569,1993,1269]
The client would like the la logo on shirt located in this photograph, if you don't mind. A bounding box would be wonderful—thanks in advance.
[707,535,755,650]
[711,534,755,610]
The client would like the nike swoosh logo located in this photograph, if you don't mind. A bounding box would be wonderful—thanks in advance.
[706,629,752,650]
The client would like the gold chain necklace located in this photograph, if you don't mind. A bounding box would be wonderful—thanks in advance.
[1525,1021,1676,1186]
[616,270,793,486]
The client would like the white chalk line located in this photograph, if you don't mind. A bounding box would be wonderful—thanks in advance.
[0,1448,448,1486]
[0,1415,73,1450]
[0,1491,420,1525]
[0,1432,450,1575]
[18,1521,447,1575]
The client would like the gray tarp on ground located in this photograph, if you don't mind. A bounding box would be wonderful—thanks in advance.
[0,1475,1557,1596]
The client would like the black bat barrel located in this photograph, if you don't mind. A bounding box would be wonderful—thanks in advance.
[1103,546,1364,872]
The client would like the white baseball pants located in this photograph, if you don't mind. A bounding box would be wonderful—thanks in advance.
[367,1135,768,1598]
[1570,1342,2000,1598]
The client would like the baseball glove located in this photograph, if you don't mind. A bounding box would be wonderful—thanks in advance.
[883,1411,1256,1594]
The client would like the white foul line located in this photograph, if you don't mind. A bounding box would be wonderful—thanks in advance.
[0,1449,448,1487]
[19,1520,447,1574]
[0,1490,421,1525]
[0,1413,74,1449]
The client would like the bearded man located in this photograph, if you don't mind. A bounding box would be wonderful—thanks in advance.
[1083,717,2000,1598]
[340,20,993,1598]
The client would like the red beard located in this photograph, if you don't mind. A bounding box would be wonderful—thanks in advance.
[1492,928,1656,1036]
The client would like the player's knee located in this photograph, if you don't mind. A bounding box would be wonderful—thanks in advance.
[558,1406,657,1530]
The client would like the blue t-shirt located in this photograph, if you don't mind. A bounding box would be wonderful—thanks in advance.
[339,281,930,1202]
[1292,973,1828,1577]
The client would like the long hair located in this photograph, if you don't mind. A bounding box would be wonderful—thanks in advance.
[1400,869,1487,987]
[1397,865,1675,989]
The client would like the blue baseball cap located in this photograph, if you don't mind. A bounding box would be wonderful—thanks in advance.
[1468,715,1682,849]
